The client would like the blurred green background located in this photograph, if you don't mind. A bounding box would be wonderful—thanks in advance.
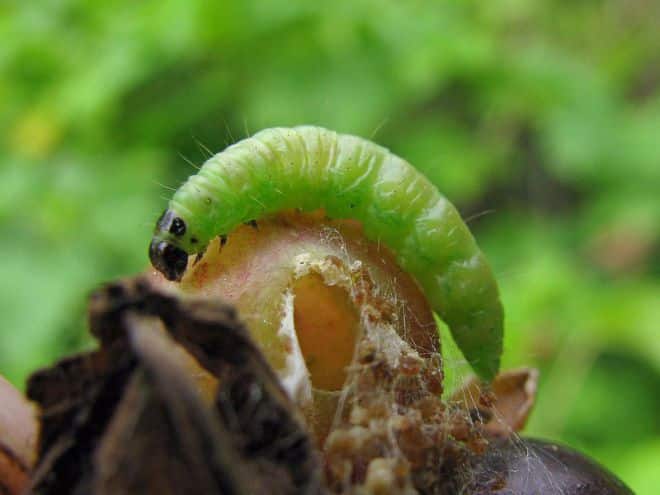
[1,1,658,492]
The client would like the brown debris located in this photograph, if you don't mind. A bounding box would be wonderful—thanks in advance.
[323,335,488,495]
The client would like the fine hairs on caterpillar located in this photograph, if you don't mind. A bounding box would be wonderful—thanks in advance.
[150,126,503,381]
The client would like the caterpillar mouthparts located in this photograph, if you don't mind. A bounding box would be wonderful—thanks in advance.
[149,238,188,281]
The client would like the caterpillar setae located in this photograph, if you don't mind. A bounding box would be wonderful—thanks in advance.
[150,126,503,381]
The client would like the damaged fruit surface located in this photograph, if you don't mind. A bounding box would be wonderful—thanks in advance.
[149,211,495,492]
[150,210,441,444]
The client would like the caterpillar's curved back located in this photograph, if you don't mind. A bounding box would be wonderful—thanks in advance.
[150,126,503,381]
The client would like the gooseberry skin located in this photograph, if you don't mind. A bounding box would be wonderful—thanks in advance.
[151,126,503,381]
[449,437,633,495]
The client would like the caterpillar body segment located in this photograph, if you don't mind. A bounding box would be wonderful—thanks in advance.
[150,126,503,380]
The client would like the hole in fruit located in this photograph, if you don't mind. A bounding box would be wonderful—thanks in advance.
[292,273,359,391]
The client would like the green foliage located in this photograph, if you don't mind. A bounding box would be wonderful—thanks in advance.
[1,1,658,492]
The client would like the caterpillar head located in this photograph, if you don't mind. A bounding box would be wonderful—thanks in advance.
[149,209,190,281]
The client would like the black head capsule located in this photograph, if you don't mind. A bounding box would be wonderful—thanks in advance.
[149,239,189,281]
[150,209,190,280]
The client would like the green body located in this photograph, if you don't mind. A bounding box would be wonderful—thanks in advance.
[153,126,503,380]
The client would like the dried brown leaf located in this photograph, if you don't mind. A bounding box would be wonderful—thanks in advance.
[25,276,326,495]
[451,368,539,437]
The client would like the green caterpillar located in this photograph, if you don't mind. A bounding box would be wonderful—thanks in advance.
[150,126,503,381]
